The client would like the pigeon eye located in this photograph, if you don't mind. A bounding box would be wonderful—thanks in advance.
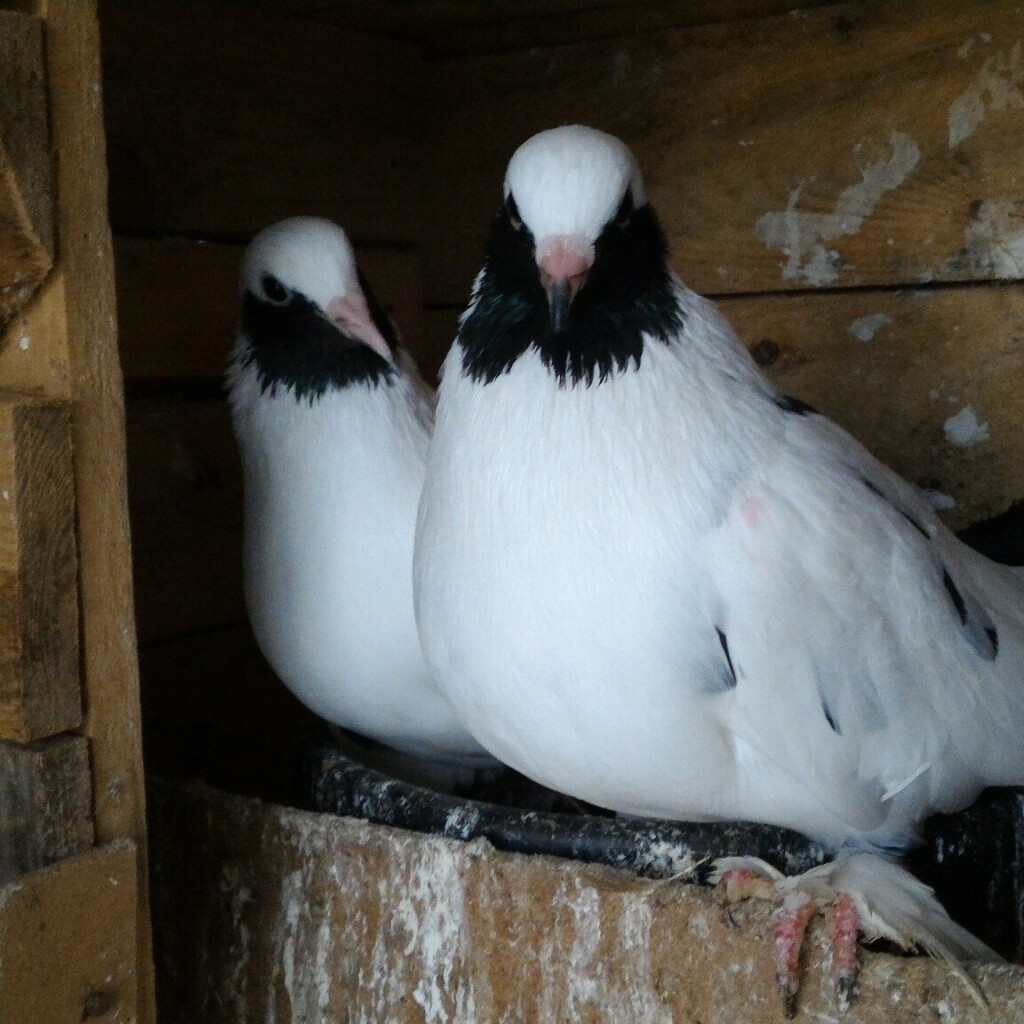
[262,274,289,304]
[505,193,524,232]
[615,191,634,228]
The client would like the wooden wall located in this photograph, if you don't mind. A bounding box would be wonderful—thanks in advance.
[104,0,1024,796]
[422,0,1024,526]
[0,3,155,1020]
[100,2,428,798]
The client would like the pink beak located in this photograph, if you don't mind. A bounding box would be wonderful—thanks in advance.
[325,292,393,363]
[537,238,592,332]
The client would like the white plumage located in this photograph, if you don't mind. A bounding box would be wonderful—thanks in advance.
[229,216,493,772]
[414,126,1024,966]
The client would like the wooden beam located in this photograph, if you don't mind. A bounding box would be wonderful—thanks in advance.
[147,778,1024,1024]
[0,11,53,330]
[139,626,314,805]
[114,237,425,381]
[426,0,1024,305]
[721,285,1024,529]
[0,734,93,882]
[40,1,156,1018]
[0,841,138,1024]
[125,398,244,643]
[283,0,834,57]
[128,282,1024,650]
[0,396,80,742]
[99,2,425,243]
[426,284,1024,529]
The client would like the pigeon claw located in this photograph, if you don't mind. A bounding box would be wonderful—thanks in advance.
[713,865,778,904]
[773,893,816,1018]
[828,893,860,1014]
[710,858,867,1018]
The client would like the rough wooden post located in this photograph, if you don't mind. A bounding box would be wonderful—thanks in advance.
[0,734,94,882]
[0,396,80,741]
[0,11,53,331]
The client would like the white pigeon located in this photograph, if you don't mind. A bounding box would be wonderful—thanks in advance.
[415,126,1023,1002]
[228,216,495,787]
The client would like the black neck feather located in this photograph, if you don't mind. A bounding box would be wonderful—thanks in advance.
[238,281,397,403]
[458,202,684,387]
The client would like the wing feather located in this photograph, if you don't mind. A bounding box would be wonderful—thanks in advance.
[706,400,1024,848]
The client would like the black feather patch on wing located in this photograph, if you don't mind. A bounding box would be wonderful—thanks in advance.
[942,567,967,623]
[715,627,738,689]
[774,394,819,416]
[239,288,394,402]
[821,701,842,735]
[941,565,999,661]
[860,476,931,539]
[458,200,684,387]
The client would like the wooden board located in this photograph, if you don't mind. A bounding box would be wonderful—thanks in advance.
[0,396,80,742]
[426,0,1024,305]
[115,237,426,382]
[127,278,1024,654]
[0,733,93,882]
[723,286,1024,528]
[148,778,1024,1024]
[40,1,156,1017]
[99,3,425,243]
[0,11,53,330]
[288,0,835,58]
[139,626,315,806]
[125,398,244,642]
[0,841,138,1024]
[0,273,74,398]
[425,283,1024,528]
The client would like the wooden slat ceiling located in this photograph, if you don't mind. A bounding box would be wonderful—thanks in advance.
[260,0,837,56]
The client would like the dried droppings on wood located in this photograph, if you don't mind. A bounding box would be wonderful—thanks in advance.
[149,780,1024,1024]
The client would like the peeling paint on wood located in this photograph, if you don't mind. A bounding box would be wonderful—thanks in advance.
[425,2,1024,302]
[944,405,991,448]
[952,198,1024,277]
[756,132,922,287]
[948,40,1024,148]
[848,313,893,342]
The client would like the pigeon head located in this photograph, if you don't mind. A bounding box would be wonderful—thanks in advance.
[505,125,645,327]
[458,125,683,387]
[237,217,398,401]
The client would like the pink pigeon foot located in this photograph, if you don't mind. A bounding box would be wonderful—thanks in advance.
[711,853,996,1017]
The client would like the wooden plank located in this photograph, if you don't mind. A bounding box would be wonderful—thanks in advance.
[99,3,425,242]
[424,284,1024,529]
[40,1,156,1017]
[140,626,315,805]
[0,396,80,742]
[0,733,93,882]
[287,0,835,58]
[0,841,138,1024]
[426,0,1024,305]
[114,237,425,381]
[0,11,53,330]
[125,398,245,643]
[723,285,1024,529]
[129,287,1024,768]
[148,778,1024,1024]
[0,273,74,398]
